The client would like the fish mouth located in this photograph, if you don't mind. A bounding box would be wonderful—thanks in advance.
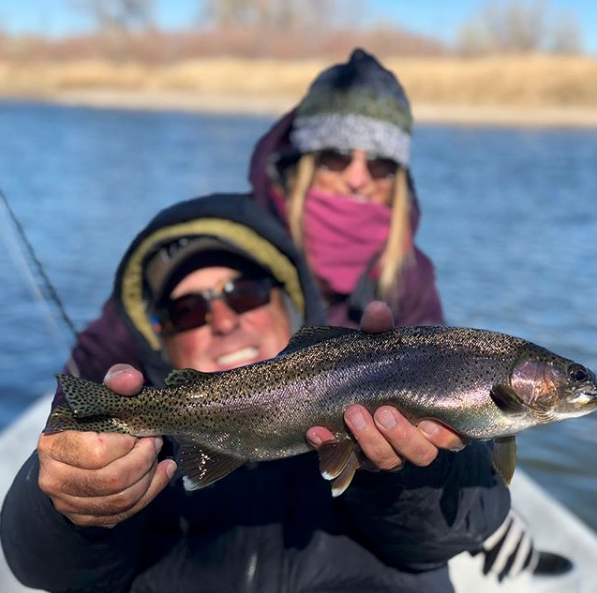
[216,346,259,367]
[569,384,597,408]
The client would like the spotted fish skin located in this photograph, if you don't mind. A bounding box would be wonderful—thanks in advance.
[46,325,597,495]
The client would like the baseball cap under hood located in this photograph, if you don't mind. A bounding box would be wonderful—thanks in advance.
[113,193,325,352]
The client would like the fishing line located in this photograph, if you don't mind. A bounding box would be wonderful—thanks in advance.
[0,188,80,375]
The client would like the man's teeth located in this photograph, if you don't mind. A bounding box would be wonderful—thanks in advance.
[217,347,259,366]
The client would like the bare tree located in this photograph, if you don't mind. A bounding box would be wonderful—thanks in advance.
[548,10,583,54]
[70,0,155,60]
[202,0,254,27]
[456,22,495,56]
[202,0,350,31]
[73,0,155,35]
[200,0,346,56]
[454,0,583,55]
[488,0,546,52]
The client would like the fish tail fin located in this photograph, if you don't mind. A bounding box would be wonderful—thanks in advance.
[44,402,82,433]
[56,373,126,419]
[43,402,131,435]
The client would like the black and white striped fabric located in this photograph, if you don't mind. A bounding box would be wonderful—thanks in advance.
[480,510,539,581]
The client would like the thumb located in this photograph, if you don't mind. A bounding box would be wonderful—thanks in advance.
[104,364,144,396]
[360,301,394,333]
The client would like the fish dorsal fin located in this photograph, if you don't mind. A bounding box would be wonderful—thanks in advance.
[165,368,209,388]
[490,384,528,416]
[279,326,358,356]
[492,436,517,485]
[175,437,245,491]
[317,435,360,496]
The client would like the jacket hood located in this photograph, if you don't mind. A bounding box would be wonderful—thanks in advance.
[248,107,422,235]
[112,193,326,383]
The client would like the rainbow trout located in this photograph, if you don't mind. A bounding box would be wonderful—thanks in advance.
[46,326,597,496]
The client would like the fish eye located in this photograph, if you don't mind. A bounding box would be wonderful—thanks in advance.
[568,364,588,382]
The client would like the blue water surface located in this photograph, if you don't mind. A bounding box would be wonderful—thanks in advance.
[0,101,596,529]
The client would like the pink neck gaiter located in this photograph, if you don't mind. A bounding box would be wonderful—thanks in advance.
[303,189,391,295]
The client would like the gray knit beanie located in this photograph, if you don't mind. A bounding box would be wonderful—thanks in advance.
[290,48,413,167]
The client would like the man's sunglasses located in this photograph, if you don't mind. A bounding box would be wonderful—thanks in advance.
[156,276,276,334]
[315,149,398,180]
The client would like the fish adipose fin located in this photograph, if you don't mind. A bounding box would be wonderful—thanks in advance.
[279,326,358,356]
[490,384,528,416]
[492,436,517,486]
[317,436,360,497]
[165,368,210,388]
[176,437,246,491]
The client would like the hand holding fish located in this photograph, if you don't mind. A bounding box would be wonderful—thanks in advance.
[306,301,465,472]
[37,365,176,528]
[45,305,597,499]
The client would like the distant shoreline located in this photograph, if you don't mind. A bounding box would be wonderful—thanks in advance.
[1,55,597,127]
[4,89,597,129]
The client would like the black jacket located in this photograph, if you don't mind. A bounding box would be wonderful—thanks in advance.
[1,194,509,593]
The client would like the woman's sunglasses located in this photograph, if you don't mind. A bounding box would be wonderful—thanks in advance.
[156,276,276,334]
[315,149,398,180]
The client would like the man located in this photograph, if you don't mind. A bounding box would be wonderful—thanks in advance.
[2,194,509,592]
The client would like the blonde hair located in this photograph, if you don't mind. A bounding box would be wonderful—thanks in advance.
[286,154,315,250]
[377,167,413,301]
[285,154,413,303]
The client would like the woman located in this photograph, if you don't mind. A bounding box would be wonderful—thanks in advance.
[249,47,443,328]
[248,48,571,583]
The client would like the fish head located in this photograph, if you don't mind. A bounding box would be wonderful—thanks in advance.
[510,347,597,421]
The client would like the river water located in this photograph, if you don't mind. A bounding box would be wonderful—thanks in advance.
[0,100,596,530]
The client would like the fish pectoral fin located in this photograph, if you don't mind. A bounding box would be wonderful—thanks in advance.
[490,384,528,416]
[318,437,356,480]
[278,326,358,356]
[175,438,245,491]
[317,435,360,497]
[165,368,210,388]
[330,452,360,498]
[492,436,517,486]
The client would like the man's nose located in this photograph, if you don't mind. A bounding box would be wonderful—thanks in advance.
[208,298,240,334]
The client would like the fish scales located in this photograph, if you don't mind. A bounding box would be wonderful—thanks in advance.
[52,327,550,446]
[162,328,514,452]
[47,325,597,493]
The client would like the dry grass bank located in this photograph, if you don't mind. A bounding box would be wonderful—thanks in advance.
[1,55,597,125]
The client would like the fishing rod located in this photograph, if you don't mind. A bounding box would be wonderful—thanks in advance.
[0,188,80,375]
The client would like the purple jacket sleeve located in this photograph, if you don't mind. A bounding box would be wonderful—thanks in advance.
[388,248,445,327]
[325,247,444,329]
